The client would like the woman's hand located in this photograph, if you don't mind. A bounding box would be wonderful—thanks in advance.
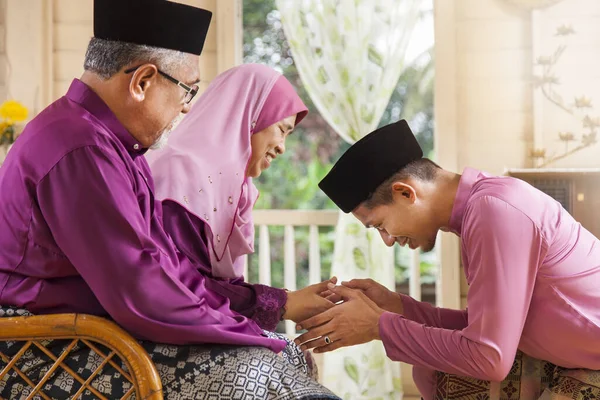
[283,276,338,322]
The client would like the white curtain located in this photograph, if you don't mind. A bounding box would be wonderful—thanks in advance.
[276,1,421,398]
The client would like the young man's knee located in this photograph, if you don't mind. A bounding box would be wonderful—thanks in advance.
[412,365,436,400]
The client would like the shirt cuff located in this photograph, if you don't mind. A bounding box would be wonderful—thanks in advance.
[379,311,408,362]
[252,286,288,331]
[398,293,419,321]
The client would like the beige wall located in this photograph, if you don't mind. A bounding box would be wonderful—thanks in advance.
[533,0,600,168]
[434,0,600,309]
[436,0,533,177]
[1,0,241,119]
[436,0,600,175]
[52,0,91,100]
[0,0,6,101]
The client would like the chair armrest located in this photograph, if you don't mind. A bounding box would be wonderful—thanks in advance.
[0,313,162,399]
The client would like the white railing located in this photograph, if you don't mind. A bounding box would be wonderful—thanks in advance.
[245,209,423,336]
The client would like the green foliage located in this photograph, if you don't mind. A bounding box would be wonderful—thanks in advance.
[253,133,341,210]
[379,47,435,158]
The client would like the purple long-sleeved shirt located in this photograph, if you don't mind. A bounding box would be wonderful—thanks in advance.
[379,168,600,381]
[0,79,286,352]
[160,200,287,331]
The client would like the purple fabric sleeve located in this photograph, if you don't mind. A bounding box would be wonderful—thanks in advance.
[36,146,285,351]
[162,200,287,330]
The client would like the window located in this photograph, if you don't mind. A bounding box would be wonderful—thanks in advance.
[243,0,437,304]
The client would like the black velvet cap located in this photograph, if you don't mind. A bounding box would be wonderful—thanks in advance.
[94,0,212,56]
[319,120,423,213]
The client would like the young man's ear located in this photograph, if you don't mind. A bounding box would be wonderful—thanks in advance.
[391,182,416,203]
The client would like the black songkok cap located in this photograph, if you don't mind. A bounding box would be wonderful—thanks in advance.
[94,0,212,56]
[319,120,423,213]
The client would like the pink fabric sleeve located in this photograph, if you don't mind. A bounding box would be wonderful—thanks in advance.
[400,294,468,330]
[379,196,545,381]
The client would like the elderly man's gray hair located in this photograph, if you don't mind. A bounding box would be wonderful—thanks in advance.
[83,37,187,80]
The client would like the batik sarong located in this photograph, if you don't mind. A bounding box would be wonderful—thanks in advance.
[0,307,340,399]
[434,351,600,400]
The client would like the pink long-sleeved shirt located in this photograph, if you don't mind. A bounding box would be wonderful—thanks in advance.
[379,168,600,381]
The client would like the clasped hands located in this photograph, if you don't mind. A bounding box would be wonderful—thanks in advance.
[282,277,404,354]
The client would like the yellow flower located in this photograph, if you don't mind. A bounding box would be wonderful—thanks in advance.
[0,100,28,123]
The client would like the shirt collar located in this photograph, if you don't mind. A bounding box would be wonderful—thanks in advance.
[65,79,146,157]
[448,167,481,235]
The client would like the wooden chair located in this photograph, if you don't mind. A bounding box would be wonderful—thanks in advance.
[0,313,163,399]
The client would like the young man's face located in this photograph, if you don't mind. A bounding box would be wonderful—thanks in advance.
[351,183,440,252]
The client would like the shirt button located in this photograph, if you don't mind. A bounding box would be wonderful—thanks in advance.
[133,144,140,150]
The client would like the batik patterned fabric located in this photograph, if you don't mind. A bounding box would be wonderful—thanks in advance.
[434,351,600,400]
[0,307,339,399]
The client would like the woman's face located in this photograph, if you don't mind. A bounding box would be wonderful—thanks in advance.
[247,114,297,178]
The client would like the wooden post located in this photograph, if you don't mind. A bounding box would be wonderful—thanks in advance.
[433,0,461,310]
[216,0,243,73]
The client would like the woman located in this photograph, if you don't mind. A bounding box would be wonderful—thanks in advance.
[149,63,336,332]
[147,63,339,398]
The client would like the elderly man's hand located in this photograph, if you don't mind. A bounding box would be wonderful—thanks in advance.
[321,278,404,315]
[294,283,384,353]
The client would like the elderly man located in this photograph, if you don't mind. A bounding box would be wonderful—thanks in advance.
[295,120,600,400]
[0,1,339,399]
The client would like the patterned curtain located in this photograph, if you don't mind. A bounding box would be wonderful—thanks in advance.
[276,1,421,398]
